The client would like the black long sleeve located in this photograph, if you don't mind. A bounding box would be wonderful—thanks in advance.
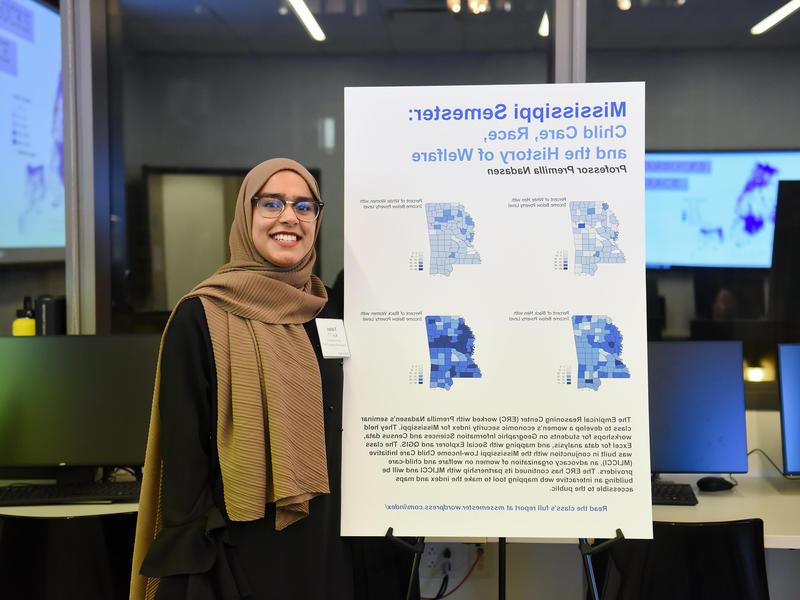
[140,298,246,599]
[139,297,361,600]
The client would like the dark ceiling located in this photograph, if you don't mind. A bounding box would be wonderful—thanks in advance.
[118,0,800,55]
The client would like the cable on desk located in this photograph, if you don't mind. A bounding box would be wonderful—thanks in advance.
[441,546,483,598]
[433,573,449,599]
[421,546,484,600]
[748,448,793,480]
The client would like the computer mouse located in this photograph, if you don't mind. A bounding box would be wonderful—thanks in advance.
[696,476,734,492]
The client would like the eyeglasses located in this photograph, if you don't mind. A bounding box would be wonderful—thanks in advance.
[252,195,324,222]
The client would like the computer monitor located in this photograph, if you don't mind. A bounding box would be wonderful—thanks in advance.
[0,335,159,475]
[648,341,748,474]
[778,344,800,477]
[0,0,65,264]
[645,150,800,269]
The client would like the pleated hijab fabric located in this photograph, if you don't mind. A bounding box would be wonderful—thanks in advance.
[131,159,329,600]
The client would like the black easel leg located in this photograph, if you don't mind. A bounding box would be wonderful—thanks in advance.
[385,529,424,600]
[407,548,421,600]
[403,536,424,600]
[498,537,506,600]
[583,553,600,600]
[579,530,624,600]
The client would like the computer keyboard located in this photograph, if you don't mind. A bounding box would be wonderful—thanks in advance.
[652,481,698,506]
[0,480,141,506]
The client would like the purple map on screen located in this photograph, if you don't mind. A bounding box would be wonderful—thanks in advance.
[681,161,779,248]
[18,71,63,235]
[734,163,778,237]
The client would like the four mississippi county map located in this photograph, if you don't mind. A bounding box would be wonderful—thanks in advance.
[422,201,628,391]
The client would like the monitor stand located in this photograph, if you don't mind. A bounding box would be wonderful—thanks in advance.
[0,466,98,486]
[55,466,98,486]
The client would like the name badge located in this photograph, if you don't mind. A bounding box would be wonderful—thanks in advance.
[315,318,351,358]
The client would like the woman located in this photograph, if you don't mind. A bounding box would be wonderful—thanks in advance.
[130,158,354,600]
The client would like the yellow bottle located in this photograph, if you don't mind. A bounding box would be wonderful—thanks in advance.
[12,296,36,336]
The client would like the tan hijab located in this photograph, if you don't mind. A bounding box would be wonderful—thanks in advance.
[131,159,329,600]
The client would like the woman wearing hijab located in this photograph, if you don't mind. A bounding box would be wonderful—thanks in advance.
[130,158,354,600]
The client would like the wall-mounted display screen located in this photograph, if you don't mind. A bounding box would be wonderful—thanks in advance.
[0,0,63,262]
[645,150,800,269]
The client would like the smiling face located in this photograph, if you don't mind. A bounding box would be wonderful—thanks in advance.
[251,170,318,268]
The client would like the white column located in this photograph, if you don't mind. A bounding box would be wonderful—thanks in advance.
[553,0,587,84]
[61,0,111,334]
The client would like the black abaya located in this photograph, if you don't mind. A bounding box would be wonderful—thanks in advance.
[140,297,354,600]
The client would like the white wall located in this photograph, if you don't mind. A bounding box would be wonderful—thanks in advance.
[149,174,229,309]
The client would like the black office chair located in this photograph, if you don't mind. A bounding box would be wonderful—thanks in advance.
[598,519,770,600]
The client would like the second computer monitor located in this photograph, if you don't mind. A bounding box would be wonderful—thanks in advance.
[0,335,160,470]
[648,341,748,474]
[778,344,800,476]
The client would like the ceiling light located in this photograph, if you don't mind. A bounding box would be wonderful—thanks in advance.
[751,0,800,35]
[503,1,511,11]
[467,0,489,15]
[538,11,549,37]
[287,0,326,41]
[447,0,461,12]
[617,0,632,10]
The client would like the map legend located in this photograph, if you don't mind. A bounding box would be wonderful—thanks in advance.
[554,250,569,271]
[409,251,424,272]
[408,364,424,385]
[556,365,573,386]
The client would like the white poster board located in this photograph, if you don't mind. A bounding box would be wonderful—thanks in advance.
[342,82,651,540]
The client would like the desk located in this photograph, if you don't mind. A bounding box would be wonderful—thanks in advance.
[0,503,137,518]
[3,412,798,600]
[498,474,800,548]
[648,410,800,550]
[653,474,800,549]
[0,505,137,599]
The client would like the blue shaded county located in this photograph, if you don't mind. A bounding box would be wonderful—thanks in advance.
[425,315,482,391]
[426,203,481,276]
[572,315,630,390]
[569,201,625,275]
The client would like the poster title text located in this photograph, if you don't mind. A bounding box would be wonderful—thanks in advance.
[407,100,626,125]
